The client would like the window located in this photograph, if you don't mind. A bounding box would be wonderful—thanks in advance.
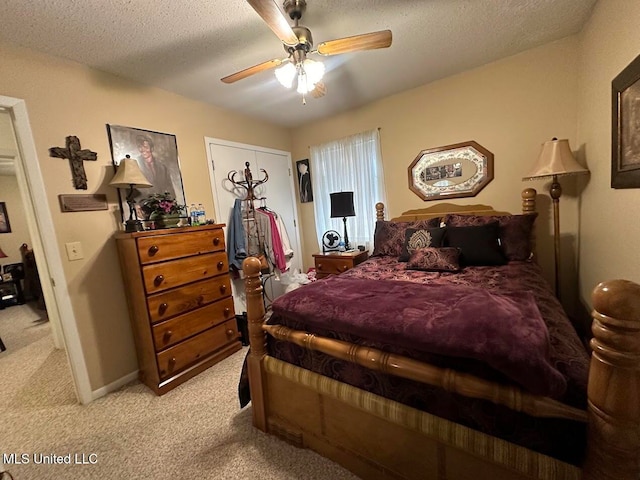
[310,129,386,250]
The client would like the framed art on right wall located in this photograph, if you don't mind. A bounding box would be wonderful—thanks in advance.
[612,52,640,188]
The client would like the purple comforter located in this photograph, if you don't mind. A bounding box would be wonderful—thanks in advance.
[272,276,566,397]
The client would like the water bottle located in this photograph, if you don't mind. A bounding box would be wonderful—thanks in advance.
[197,203,206,225]
[189,204,199,225]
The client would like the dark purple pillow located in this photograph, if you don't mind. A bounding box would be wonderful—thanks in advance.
[407,247,461,272]
[372,218,441,257]
[444,213,538,261]
[398,227,446,262]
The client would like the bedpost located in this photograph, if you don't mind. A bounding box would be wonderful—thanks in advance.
[376,202,385,221]
[584,279,640,480]
[243,256,268,432]
[521,187,536,214]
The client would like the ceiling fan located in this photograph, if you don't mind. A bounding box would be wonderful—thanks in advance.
[221,0,392,102]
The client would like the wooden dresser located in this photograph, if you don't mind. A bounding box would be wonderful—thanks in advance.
[115,224,241,395]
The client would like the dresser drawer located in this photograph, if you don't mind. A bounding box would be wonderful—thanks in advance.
[156,319,239,379]
[147,276,231,323]
[137,229,225,264]
[315,256,354,276]
[152,297,235,350]
[142,251,228,294]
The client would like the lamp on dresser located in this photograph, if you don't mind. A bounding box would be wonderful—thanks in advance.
[109,155,152,232]
[330,191,356,251]
[523,138,589,298]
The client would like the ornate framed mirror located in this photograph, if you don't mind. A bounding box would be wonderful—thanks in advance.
[408,141,494,201]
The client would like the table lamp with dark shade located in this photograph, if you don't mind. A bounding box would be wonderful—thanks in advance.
[110,155,152,232]
[330,191,356,250]
[523,138,588,298]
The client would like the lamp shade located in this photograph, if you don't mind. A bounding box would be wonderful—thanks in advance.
[0,246,7,258]
[330,192,355,218]
[109,156,153,188]
[523,138,588,180]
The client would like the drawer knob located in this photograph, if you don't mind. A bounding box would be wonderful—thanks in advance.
[213,237,221,246]
[148,245,159,256]
[159,303,168,315]
[217,261,224,270]
[341,265,348,271]
[197,295,204,305]
[223,307,231,317]
[163,330,172,342]
[226,329,235,337]
[168,357,176,370]
[220,284,227,294]
[317,263,323,270]
[154,275,164,286]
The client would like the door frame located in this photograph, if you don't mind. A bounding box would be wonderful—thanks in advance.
[1,95,92,404]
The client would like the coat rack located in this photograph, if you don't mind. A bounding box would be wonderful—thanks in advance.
[227,162,269,204]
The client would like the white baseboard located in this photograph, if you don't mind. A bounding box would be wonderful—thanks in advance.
[91,370,139,400]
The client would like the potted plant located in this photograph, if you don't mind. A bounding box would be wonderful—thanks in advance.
[140,192,186,228]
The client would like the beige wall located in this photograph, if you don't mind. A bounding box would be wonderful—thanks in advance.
[291,36,581,311]
[0,41,290,391]
[576,0,640,307]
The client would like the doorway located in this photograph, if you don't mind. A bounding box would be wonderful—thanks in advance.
[0,96,91,404]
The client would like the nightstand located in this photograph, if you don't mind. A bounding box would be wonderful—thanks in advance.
[313,250,369,279]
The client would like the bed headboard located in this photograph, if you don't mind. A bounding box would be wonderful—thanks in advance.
[375,188,537,222]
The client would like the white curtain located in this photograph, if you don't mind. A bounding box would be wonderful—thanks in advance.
[310,129,386,250]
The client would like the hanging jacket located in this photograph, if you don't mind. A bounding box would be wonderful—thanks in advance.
[227,198,247,270]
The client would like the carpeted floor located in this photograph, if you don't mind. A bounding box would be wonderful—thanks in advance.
[0,305,358,479]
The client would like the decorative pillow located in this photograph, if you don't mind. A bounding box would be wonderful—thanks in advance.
[372,218,441,257]
[445,223,507,266]
[407,247,461,272]
[398,227,446,262]
[444,213,538,261]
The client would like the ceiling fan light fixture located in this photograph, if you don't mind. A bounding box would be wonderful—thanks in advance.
[275,62,296,88]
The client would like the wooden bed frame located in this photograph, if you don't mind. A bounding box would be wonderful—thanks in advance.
[242,188,640,480]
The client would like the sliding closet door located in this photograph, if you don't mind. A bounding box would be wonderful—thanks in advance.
[206,138,302,312]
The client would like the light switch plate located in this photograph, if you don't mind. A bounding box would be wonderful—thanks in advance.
[65,241,84,261]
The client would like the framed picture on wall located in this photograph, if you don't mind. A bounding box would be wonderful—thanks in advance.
[106,125,186,220]
[612,53,640,188]
[0,202,11,233]
[296,159,313,203]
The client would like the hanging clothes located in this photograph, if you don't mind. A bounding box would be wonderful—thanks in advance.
[256,209,287,272]
[227,198,247,270]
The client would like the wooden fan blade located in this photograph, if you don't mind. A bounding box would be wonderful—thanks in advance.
[311,81,326,98]
[317,30,392,56]
[247,0,299,46]
[221,58,284,84]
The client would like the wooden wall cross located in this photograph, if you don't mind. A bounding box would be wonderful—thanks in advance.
[49,136,98,190]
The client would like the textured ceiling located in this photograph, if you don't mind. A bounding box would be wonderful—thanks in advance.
[0,0,597,128]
